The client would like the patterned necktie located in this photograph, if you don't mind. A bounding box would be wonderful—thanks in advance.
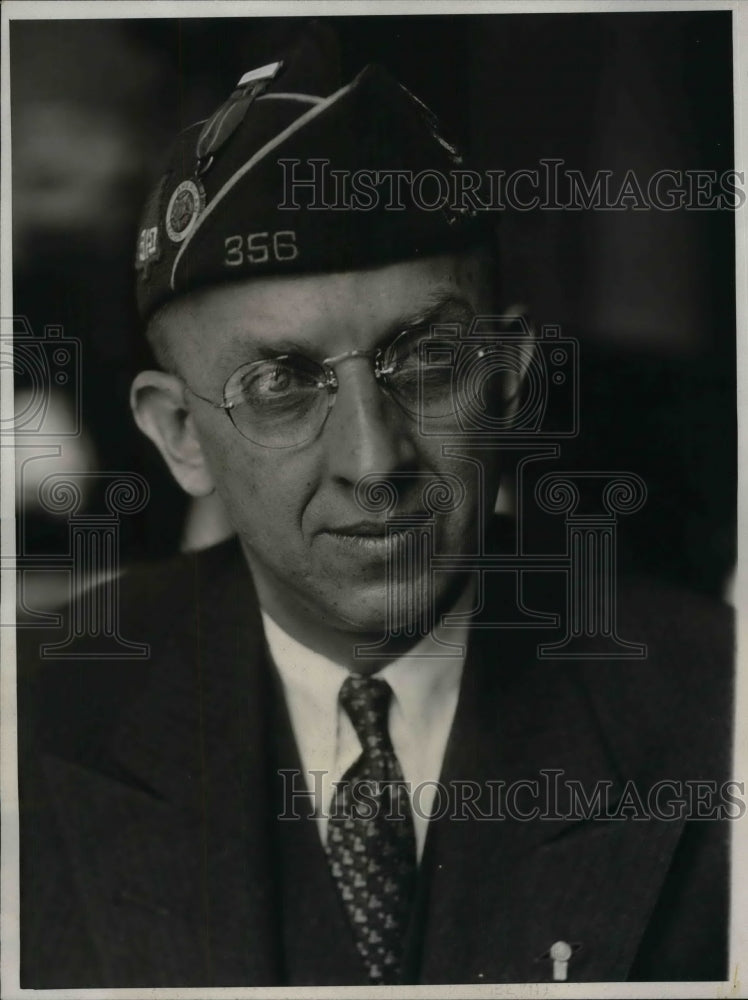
[326,674,417,984]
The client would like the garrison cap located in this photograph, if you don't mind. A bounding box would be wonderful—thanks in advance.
[135,22,491,322]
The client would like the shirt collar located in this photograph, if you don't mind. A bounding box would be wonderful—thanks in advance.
[261,610,347,742]
[262,581,472,733]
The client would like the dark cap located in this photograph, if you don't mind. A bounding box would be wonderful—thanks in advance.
[134,23,492,322]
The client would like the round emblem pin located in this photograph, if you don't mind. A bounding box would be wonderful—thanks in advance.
[165,179,206,243]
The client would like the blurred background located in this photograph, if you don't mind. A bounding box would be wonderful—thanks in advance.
[10,11,736,607]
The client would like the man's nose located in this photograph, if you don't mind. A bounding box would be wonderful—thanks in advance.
[321,358,417,484]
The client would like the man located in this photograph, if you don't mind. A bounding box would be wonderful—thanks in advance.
[18,24,733,988]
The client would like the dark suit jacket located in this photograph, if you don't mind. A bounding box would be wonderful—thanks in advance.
[18,537,734,986]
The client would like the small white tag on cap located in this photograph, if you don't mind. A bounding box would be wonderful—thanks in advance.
[237,61,283,88]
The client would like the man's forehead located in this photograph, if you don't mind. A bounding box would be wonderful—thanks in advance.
[154,252,492,359]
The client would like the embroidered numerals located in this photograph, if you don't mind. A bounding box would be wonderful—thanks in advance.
[224,231,299,266]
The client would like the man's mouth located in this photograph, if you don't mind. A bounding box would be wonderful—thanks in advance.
[327,521,390,537]
[317,519,420,554]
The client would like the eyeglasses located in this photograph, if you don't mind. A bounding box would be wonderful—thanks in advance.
[181,326,506,449]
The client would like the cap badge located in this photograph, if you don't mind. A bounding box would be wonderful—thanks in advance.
[165,179,206,244]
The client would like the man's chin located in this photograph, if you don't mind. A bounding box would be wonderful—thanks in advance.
[318,578,438,637]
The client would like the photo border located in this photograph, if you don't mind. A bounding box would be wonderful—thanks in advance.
[1,2,745,997]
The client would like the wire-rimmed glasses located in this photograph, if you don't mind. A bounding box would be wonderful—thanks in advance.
[181,325,504,449]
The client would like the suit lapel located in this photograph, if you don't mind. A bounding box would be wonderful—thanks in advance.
[37,541,689,985]
[417,620,686,984]
[43,540,284,985]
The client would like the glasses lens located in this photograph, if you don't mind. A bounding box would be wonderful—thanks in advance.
[383,329,503,420]
[224,357,329,448]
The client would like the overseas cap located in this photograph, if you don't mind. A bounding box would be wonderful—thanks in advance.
[134,23,491,322]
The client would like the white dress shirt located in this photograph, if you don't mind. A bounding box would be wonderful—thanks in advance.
[262,603,470,862]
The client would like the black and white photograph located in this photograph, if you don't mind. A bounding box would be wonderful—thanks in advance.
[1,1,745,994]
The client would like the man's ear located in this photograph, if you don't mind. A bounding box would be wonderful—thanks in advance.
[130,370,215,497]
[501,302,537,423]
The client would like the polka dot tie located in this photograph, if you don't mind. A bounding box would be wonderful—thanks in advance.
[326,674,417,985]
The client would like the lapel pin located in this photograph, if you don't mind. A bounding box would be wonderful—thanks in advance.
[547,939,581,981]
[536,940,581,981]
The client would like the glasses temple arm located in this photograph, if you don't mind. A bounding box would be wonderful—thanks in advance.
[181,380,234,411]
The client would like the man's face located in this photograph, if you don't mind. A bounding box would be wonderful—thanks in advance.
[155,251,501,635]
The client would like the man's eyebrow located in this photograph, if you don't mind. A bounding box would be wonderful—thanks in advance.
[251,340,319,360]
[381,294,475,345]
[216,335,321,367]
[214,294,475,368]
